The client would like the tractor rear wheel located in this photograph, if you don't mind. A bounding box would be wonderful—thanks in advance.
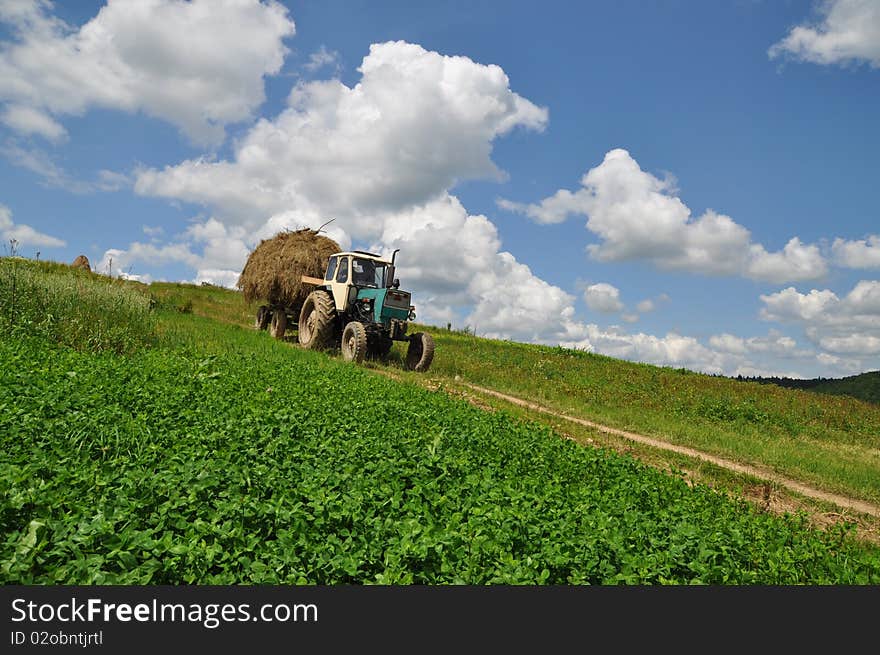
[405,332,435,372]
[255,305,270,330]
[341,321,368,364]
[298,291,336,350]
[269,310,287,339]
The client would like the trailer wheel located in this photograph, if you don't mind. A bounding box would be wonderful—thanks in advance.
[405,332,434,372]
[269,310,287,339]
[298,291,336,350]
[341,321,368,364]
[255,305,271,330]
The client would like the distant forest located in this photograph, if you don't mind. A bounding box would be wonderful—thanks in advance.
[733,371,880,405]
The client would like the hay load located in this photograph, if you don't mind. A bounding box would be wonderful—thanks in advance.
[71,255,91,271]
[237,228,340,311]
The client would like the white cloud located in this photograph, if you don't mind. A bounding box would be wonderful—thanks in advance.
[498,149,828,284]
[303,45,340,73]
[0,104,66,141]
[760,280,880,358]
[635,299,655,314]
[583,282,624,314]
[832,235,880,268]
[0,202,65,248]
[193,269,240,288]
[0,0,296,146]
[816,352,864,374]
[559,325,729,375]
[136,40,548,223]
[745,238,827,284]
[769,0,880,68]
[708,331,802,357]
[817,334,880,355]
[100,217,254,285]
[98,242,199,277]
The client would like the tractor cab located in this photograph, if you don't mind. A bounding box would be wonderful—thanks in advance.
[322,250,414,336]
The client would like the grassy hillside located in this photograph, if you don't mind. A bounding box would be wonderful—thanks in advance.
[147,278,880,509]
[3,259,880,584]
[739,372,880,405]
[412,328,880,508]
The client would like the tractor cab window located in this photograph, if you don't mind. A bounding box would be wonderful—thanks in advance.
[336,256,349,283]
[352,258,387,288]
[325,256,338,281]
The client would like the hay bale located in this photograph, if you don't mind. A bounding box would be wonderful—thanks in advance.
[237,229,340,310]
[71,255,91,271]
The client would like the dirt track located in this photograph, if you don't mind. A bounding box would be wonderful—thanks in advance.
[460,382,880,520]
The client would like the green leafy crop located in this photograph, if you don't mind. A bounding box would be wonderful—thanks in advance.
[2,317,878,584]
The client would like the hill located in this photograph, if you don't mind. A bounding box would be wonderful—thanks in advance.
[146,275,880,513]
[2,258,880,584]
[737,372,880,405]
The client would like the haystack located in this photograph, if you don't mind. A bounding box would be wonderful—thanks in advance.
[237,229,340,310]
[71,255,91,271]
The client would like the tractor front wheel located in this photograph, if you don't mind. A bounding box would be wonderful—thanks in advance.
[269,310,287,339]
[298,291,336,349]
[341,321,368,364]
[405,332,435,372]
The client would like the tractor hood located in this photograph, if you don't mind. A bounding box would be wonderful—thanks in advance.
[356,287,413,324]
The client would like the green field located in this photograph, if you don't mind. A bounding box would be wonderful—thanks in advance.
[409,328,880,508]
[2,259,880,584]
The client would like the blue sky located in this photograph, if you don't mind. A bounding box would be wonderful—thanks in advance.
[1,0,878,378]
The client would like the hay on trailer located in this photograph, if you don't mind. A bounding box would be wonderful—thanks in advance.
[71,255,91,271]
[237,229,340,310]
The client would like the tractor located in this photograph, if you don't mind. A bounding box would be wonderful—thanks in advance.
[294,249,434,371]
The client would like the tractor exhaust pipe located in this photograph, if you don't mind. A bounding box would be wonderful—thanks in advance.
[388,249,400,288]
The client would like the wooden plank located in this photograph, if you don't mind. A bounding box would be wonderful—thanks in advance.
[301,275,324,285]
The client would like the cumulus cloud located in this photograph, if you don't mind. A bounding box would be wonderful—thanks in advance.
[769,0,880,68]
[559,325,729,375]
[0,202,65,248]
[0,0,296,146]
[760,280,880,357]
[498,148,828,284]
[832,235,880,268]
[99,217,252,285]
[135,40,548,223]
[708,330,805,358]
[583,283,624,314]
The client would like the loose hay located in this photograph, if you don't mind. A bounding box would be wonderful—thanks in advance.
[71,255,91,271]
[237,229,340,310]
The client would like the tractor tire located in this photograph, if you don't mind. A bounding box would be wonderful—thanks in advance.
[269,310,287,339]
[298,291,336,350]
[255,305,271,330]
[341,321,368,364]
[405,332,435,372]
